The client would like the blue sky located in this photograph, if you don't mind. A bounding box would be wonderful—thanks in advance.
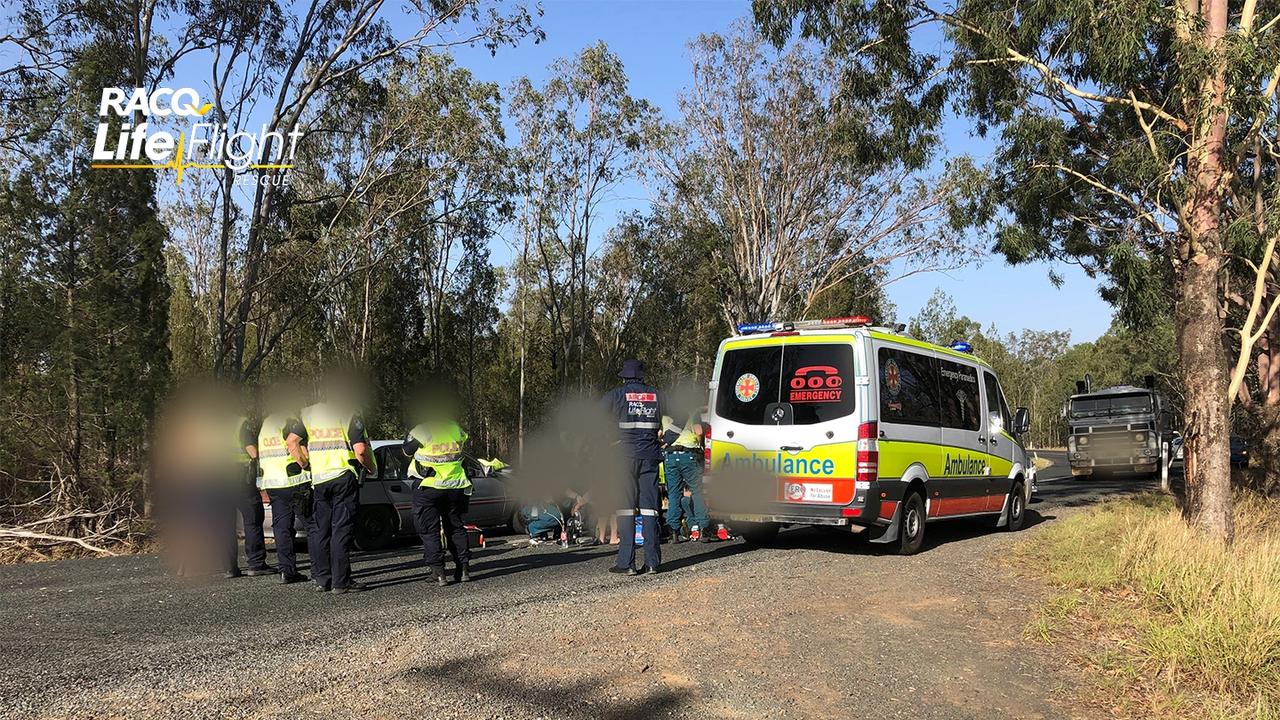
[444,0,1116,343]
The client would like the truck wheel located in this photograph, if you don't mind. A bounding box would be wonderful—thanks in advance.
[736,521,780,546]
[1003,481,1026,532]
[354,506,396,551]
[897,492,926,555]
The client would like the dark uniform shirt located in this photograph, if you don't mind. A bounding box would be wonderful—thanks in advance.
[239,419,258,455]
[603,380,666,461]
[238,419,259,487]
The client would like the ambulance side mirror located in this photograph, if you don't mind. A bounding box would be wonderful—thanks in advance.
[1013,407,1031,436]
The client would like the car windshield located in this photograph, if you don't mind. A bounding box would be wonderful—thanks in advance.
[1069,392,1152,419]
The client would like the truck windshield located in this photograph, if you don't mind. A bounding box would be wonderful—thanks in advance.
[1069,393,1152,419]
[715,343,855,425]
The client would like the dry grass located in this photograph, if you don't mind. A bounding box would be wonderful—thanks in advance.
[1019,492,1280,720]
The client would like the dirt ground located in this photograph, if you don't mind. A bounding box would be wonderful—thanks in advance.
[35,527,1091,720]
[4,460,1143,720]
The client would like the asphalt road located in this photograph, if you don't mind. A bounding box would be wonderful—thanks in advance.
[0,452,1167,719]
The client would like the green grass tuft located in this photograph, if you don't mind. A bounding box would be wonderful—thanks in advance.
[1018,492,1280,719]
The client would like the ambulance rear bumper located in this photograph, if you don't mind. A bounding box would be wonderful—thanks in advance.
[719,483,901,529]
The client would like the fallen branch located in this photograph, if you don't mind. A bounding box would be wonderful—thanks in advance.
[0,527,120,556]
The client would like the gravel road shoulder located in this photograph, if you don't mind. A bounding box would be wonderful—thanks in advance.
[5,463,1151,720]
[21,518,1094,720]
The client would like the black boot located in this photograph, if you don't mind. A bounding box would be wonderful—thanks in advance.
[432,565,448,587]
[456,562,471,583]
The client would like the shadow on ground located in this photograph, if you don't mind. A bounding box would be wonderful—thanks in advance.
[760,508,1055,556]
[402,653,695,720]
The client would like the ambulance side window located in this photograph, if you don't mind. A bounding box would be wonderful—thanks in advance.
[982,371,1011,433]
[877,348,940,426]
[938,359,981,431]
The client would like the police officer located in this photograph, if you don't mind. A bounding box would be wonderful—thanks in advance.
[602,359,664,575]
[402,411,472,586]
[227,413,275,578]
[661,412,708,542]
[298,393,376,593]
[257,407,311,584]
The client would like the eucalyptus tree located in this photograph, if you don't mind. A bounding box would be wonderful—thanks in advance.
[1,1,170,517]
[509,43,661,391]
[760,0,1280,541]
[157,0,540,381]
[659,22,981,332]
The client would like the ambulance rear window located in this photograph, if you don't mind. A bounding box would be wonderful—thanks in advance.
[716,343,855,425]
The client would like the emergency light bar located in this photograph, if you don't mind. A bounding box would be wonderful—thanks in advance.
[949,340,972,353]
[735,316,872,335]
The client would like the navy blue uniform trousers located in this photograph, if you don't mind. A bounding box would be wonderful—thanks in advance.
[227,485,268,572]
[412,486,471,570]
[310,471,359,590]
[615,458,662,570]
[266,485,309,575]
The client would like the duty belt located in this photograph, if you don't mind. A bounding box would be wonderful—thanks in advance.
[664,446,698,454]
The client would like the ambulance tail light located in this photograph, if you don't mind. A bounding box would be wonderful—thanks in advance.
[856,421,879,484]
[704,424,712,472]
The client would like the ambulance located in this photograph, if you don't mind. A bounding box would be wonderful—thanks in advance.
[705,316,1032,555]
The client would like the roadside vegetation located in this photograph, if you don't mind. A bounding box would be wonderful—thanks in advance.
[1020,492,1280,719]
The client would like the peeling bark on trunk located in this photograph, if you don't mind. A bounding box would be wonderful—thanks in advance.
[1177,253,1234,541]
[1173,0,1235,543]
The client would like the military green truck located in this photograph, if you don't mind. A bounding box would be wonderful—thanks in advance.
[1065,375,1172,481]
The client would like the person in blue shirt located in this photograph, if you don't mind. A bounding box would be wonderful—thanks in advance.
[601,359,665,574]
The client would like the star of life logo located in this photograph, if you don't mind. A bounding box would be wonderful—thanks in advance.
[91,86,301,186]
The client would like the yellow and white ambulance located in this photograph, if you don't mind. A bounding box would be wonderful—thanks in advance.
[705,316,1032,554]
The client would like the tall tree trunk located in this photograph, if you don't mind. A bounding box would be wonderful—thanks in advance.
[1177,0,1234,543]
[1178,252,1234,541]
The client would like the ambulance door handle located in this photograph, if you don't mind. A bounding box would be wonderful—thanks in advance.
[977,436,987,444]
[780,445,804,452]
[989,437,998,447]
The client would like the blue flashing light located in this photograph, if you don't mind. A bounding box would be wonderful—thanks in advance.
[737,321,778,334]
[949,340,972,353]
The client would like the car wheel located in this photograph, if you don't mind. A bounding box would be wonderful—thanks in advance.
[736,521,780,546]
[897,492,926,555]
[354,506,396,551]
[1004,481,1026,532]
[510,510,528,535]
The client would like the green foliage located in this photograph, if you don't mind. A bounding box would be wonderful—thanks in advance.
[908,288,1175,446]
[753,0,946,172]
[1,4,169,511]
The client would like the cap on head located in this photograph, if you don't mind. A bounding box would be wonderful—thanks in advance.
[619,359,645,380]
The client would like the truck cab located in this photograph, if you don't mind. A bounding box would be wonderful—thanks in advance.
[1065,384,1170,479]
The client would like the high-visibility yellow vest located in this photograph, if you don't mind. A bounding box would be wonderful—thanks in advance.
[406,421,470,490]
[257,412,309,489]
[300,402,358,485]
[662,416,700,449]
[234,416,253,464]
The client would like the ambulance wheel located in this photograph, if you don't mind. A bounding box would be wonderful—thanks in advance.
[354,506,396,551]
[1003,481,1026,532]
[737,521,780,546]
[897,492,926,555]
